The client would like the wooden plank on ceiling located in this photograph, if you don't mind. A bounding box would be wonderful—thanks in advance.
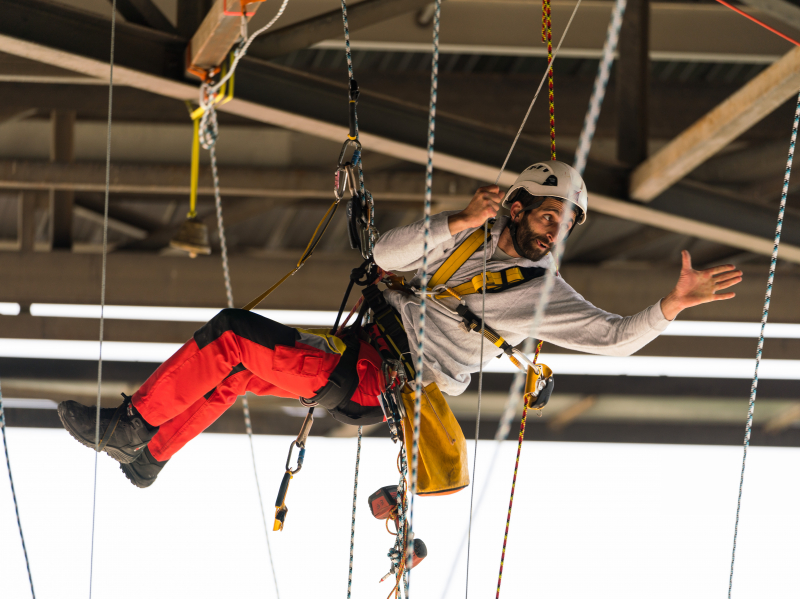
[188,0,266,72]
[630,46,800,202]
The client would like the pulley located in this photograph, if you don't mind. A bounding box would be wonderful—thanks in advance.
[170,216,212,258]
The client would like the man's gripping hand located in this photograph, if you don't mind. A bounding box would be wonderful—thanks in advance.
[448,186,505,235]
[660,250,743,320]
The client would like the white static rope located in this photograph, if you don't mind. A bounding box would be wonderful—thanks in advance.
[728,89,800,599]
[89,2,116,598]
[460,0,584,592]
[406,0,442,594]
[573,0,626,176]
[202,106,281,599]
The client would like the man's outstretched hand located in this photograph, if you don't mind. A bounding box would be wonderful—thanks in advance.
[660,250,743,320]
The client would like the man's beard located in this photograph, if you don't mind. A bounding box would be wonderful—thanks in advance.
[511,218,551,261]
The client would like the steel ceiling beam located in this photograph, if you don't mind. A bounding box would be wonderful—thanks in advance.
[630,46,800,201]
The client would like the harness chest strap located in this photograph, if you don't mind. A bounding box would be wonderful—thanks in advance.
[427,220,546,299]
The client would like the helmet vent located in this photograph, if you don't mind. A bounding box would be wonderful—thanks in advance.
[543,175,558,186]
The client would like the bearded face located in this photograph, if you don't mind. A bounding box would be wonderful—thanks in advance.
[513,215,553,261]
[510,197,575,261]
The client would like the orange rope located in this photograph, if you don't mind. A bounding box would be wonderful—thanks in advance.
[495,340,543,599]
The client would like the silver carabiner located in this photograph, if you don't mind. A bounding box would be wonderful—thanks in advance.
[337,138,362,168]
[334,166,349,202]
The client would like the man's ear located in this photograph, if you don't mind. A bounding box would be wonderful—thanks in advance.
[509,201,523,222]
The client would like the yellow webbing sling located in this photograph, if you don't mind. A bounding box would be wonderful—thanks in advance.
[427,222,495,290]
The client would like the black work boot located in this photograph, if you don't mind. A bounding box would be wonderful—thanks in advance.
[120,447,168,488]
[57,394,159,464]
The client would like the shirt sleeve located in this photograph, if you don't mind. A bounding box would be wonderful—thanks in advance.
[372,211,460,272]
[506,277,672,357]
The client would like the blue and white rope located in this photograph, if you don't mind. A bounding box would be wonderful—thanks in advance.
[340,0,368,202]
[0,380,35,598]
[573,0,626,176]
[406,0,442,592]
[347,426,362,599]
[728,89,800,599]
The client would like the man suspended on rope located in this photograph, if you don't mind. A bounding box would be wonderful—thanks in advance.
[56,160,742,490]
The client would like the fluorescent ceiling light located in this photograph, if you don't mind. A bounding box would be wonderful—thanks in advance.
[0,398,58,409]
[29,304,339,326]
[485,354,800,380]
[0,338,798,379]
[24,305,800,339]
[0,339,180,362]
[661,320,800,339]
[0,302,20,316]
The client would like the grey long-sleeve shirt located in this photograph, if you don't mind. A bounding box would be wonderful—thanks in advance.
[372,211,672,396]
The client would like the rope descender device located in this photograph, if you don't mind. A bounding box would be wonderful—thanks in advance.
[523,362,554,410]
[273,407,315,531]
[378,359,407,443]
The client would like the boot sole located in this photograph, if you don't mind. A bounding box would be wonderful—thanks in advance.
[119,462,156,488]
[58,403,139,464]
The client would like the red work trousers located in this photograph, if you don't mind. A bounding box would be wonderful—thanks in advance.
[131,309,384,461]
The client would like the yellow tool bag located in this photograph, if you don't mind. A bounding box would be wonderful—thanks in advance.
[400,382,470,496]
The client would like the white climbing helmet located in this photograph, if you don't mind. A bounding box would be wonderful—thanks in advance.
[502,160,588,225]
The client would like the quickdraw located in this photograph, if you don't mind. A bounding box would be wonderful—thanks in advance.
[273,407,315,531]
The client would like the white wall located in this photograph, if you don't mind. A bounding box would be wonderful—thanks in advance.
[1,429,799,598]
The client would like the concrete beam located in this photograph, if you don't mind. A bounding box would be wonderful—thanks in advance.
[310,0,797,63]
[50,109,75,250]
[616,0,649,167]
[0,159,479,202]
[630,46,800,202]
